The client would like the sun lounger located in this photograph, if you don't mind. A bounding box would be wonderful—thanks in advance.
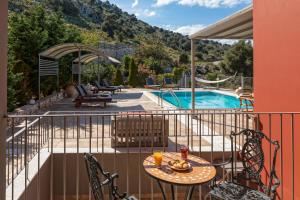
[74,85,112,108]
[102,79,122,92]
[163,78,179,90]
[144,77,161,89]
[93,81,118,94]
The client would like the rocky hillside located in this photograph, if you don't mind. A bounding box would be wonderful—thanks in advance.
[9,0,229,61]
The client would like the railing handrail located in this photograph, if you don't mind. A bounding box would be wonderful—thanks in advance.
[6,110,300,118]
[169,89,183,109]
[6,111,50,142]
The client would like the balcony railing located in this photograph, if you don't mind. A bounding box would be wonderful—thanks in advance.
[5,110,297,200]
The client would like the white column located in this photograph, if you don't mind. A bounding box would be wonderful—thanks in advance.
[0,1,8,199]
[191,39,196,110]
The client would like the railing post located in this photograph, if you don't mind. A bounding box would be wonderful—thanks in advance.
[191,39,196,111]
[0,1,8,200]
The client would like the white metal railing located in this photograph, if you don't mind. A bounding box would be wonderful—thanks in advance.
[5,110,296,200]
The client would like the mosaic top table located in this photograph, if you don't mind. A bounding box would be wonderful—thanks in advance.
[143,152,216,200]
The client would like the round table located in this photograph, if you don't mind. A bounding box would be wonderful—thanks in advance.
[143,152,216,200]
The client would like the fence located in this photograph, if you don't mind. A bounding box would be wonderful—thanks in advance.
[5,110,297,199]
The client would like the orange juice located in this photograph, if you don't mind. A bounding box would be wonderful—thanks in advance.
[153,151,162,166]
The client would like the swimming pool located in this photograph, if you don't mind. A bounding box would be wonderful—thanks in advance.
[152,91,247,109]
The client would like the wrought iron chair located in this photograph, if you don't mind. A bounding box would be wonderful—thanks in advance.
[207,129,280,200]
[84,153,138,200]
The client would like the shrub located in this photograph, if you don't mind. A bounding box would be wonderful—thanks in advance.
[206,72,218,81]
[172,67,185,83]
[114,68,124,85]
[157,73,174,85]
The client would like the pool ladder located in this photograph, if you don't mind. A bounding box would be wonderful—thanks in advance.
[159,89,182,109]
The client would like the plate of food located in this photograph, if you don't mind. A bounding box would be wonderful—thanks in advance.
[168,160,191,171]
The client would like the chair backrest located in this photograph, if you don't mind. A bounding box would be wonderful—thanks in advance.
[111,115,169,147]
[75,85,85,97]
[145,77,155,85]
[230,129,280,197]
[164,78,173,85]
[102,79,110,87]
[84,153,127,200]
[80,85,88,95]
[94,81,103,89]
[84,153,107,200]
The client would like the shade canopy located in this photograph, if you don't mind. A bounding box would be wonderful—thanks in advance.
[73,54,121,65]
[39,43,101,59]
[189,5,253,40]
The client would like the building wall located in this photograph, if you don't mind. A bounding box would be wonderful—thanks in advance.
[253,0,300,199]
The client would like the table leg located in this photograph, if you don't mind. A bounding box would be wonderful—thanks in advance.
[157,180,167,200]
[185,186,195,200]
[171,185,175,200]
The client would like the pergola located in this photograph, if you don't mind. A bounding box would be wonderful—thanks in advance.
[38,43,120,99]
[189,5,253,110]
[72,53,121,82]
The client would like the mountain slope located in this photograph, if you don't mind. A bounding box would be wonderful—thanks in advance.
[9,0,229,61]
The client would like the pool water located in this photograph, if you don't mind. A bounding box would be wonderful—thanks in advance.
[152,91,248,109]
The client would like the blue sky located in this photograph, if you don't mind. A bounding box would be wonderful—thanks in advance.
[104,0,252,35]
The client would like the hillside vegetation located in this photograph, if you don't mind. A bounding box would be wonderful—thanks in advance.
[7,0,252,111]
[9,0,229,58]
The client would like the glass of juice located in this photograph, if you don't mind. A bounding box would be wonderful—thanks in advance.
[153,151,163,167]
[180,146,189,160]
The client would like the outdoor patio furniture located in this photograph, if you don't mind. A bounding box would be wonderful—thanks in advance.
[144,77,161,89]
[163,78,179,90]
[206,129,280,200]
[84,153,138,200]
[94,80,118,94]
[102,79,123,92]
[74,85,112,108]
[111,115,169,147]
[143,152,216,200]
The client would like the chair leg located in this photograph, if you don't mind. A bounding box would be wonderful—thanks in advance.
[204,193,211,200]
[75,101,81,107]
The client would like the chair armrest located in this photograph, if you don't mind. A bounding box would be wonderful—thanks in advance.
[211,157,232,167]
[270,172,280,197]
[110,173,127,199]
[110,172,119,180]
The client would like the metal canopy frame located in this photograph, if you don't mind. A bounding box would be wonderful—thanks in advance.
[189,5,253,110]
[72,54,121,65]
[71,53,121,83]
[38,43,104,100]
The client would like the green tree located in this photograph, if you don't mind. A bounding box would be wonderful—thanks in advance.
[179,53,189,64]
[145,57,163,75]
[122,55,131,76]
[128,58,138,87]
[7,65,23,112]
[8,4,82,107]
[173,67,185,82]
[221,41,253,76]
[114,69,124,85]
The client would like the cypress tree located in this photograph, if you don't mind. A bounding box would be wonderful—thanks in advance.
[114,68,124,85]
[128,58,138,87]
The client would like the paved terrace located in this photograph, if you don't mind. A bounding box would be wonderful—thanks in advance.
[39,88,252,151]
